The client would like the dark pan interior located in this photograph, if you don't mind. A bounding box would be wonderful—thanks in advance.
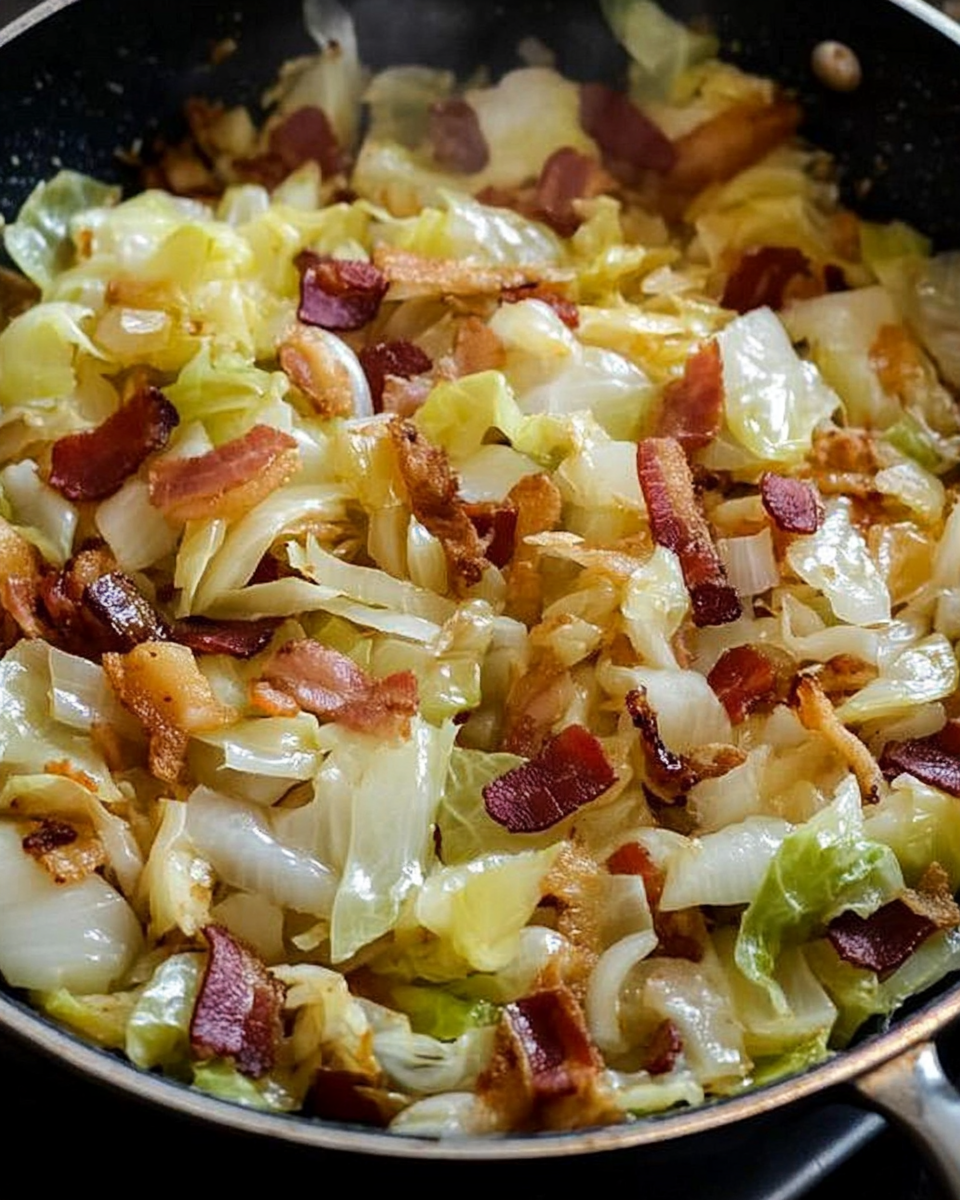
[1,0,960,245]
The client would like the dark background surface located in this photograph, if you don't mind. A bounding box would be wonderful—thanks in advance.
[1,0,959,1194]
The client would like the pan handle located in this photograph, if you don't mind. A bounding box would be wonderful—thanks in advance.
[853,1040,960,1199]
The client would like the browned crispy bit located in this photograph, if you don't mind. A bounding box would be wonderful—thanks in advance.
[806,427,883,497]
[452,315,506,376]
[374,245,570,301]
[643,1018,684,1076]
[388,418,491,590]
[793,675,883,803]
[815,654,879,702]
[502,473,564,627]
[22,817,105,885]
[279,323,361,417]
[539,842,605,999]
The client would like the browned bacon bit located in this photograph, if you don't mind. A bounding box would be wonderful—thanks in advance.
[579,82,677,177]
[84,572,169,652]
[389,418,490,588]
[794,675,883,804]
[191,925,286,1078]
[636,436,741,627]
[36,544,125,658]
[103,641,237,783]
[483,724,616,833]
[880,734,960,797]
[500,659,574,757]
[477,985,613,1132]
[827,867,959,979]
[279,324,362,418]
[721,247,812,314]
[381,375,434,417]
[258,639,418,738]
[816,653,878,702]
[464,501,518,569]
[48,386,180,502]
[761,472,824,535]
[305,1070,401,1127]
[627,686,745,797]
[533,147,611,237]
[22,818,78,857]
[606,840,663,896]
[541,842,605,994]
[22,817,105,885]
[358,340,433,411]
[656,340,724,454]
[503,473,564,628]
[0,517,46,639]
[148,424,299,524]
[374,245,568,301]
[644,1019,684,1076]
[707,645,779,724]
[501,283,580,329]
[171,617,281,660]
[297,251,389,332]
[235,107,344,190]
[452,316,506,377]
[428,97,490,174]
[665,99,802,200]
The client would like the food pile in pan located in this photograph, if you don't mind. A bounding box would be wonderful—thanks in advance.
[0,0,958,1135]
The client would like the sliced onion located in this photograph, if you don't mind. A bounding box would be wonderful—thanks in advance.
[585,929,659,1054]
[717,528,779,597]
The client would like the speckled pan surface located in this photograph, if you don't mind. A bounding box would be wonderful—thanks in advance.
[0,0,960,1165]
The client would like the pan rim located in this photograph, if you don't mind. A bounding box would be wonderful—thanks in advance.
[1,0,959,1162]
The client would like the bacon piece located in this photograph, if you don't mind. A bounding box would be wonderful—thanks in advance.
[0,517,46,639]
[626,687,745,798]
[358,340,432,410]
[297,252,388,332]
[464,501,518,569]
[148,425,299,524]
[539,842,606,996]
[880,733,960,796]
[655,340,724,454]
[794,675,883,804]
[48,386,180,502]
[644,1018,684,1076]
[428,98,489,173]
[605,838,705,962]
[374,245,569,301]
[761,472,824,534]
[636,436,741,626]
[828,868,959,978]
[452,316,505,377]
[191,925,286,1078]
[381,375,434,417]
[171,617,280,659]
[503,472,564,627]
[84,572,169,652]
[707,645,778,724]
[279,323,362,417]
[533,147,611,236]
[22,818,78,857]
[235,107,344,190]
[21,817,104,885]
[501,283,579,330]
[257,638,418,738]
[389,418,490,588]
[36,544,135,658]
[579,82,676,176]
[305,1070,401,1127]
[477,985,614,1132]
[103,641,237,782]
[665,99,802,200]
[501,660,574,758]
[721,247,812,314]
[483,724,616,833]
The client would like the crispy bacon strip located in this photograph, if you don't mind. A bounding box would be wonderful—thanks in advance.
[148,425,299,523]
[707,645,778,724]
[84,572,169,652]
[477,985,614,1132]
[49,386,180,502]
[297,252,389,332]
[828,866,960,977]
[389,418,490,588]
[721,246,812,314]
[665,98,802,199]
[279,324,363,417]
[636,436,741,626]
[428,98,490,173]
[257,638,418,738]
[626,687,745,798]
[103,641,237,782]
[483,724,616,833]
[358,340,433,410]
[655,340,724,454]
[191,925,286,1078]
[533,147,611,236]
[880,732,960,797]
[794,675,883,804]
[171,617,280,660]
[761,472,824,534]
[579,82,677,176]
[374,245,569,301]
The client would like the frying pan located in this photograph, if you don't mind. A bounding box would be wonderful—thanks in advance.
[0,0,959,1191]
